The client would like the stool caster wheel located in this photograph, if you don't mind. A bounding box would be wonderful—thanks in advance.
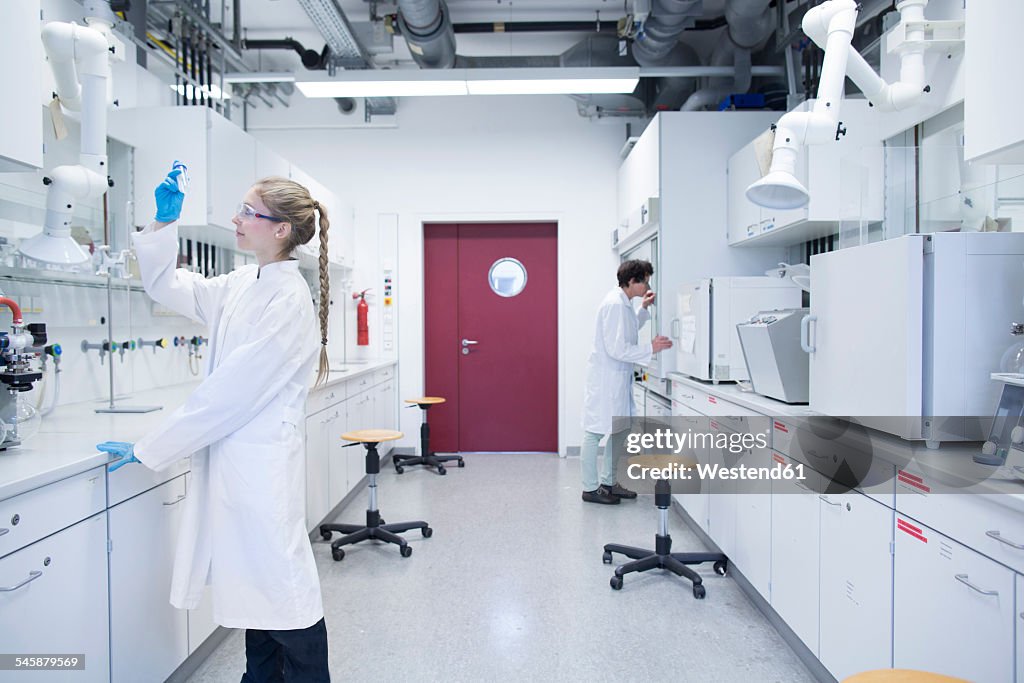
[714,560,728,576]
[602,551,613,564]
[437,466,446,475]
[378,518,385,525]
[422,527,433,538]
[610,575,623,590]
[457,458,465,467]
[395,466,405,474]
[331,547,345,562]
[693,584,706,599]
[320,529,332,542]
[400,545,412,558]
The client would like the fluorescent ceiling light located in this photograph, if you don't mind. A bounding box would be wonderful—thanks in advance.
[296,67,640,98]
[170,83,230,100]
[222,72,296,84]
[296,80,467,98]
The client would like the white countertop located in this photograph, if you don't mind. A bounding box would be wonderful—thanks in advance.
[0,359,395,502]
[667,373,821,418]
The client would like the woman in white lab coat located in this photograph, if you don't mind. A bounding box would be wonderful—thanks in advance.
[580,260,673,505]
[98,172,332,681]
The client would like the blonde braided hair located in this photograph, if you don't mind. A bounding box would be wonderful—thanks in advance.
[252,176,331,387]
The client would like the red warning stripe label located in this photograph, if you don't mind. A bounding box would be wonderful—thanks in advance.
[774,421,788,432]
[897,471,931,493]
[708,396,717,404]
[772,453,785,465]
[897,518,928,543]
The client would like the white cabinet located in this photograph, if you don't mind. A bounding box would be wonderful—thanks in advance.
[108,106,255,234]
[0,513,110,683]
[731,443,773,601]
[1017,573,1024,683]
[0,0,42,172]
[893,516,1015,683]
[108,476,189,683]
[818,491,893,681]
[326,405,349,508]
[727,100,883,247]
[770,453,822,655]
[346,390,375,492]
[305,407,332,531]
[964,1,1024,165]
[375,379,396,457]
[707,421,738,558]
[184,471,217,654]
[255,140,290,181]
[669,407,710,533]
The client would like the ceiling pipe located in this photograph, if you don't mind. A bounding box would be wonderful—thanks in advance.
[395,0,456,69]
[632,0,704,67]
[241,38,327,69]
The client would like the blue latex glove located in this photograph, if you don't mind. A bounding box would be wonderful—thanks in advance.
[154,167,185,222]
[98,441,140,472]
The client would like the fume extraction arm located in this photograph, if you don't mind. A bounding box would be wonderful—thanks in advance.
[746,0,932,210]
[18,13,122,266]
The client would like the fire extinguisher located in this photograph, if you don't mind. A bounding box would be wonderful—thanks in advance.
[353,289,371,346]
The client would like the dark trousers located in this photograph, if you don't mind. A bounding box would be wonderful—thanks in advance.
[240,617,330,683]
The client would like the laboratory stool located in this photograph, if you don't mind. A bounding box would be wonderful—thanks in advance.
[392,397,464,475]
[603,478,727,599]
[319,429,432,561]
[841,670,970,683]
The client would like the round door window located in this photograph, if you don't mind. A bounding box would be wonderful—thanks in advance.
[488,257,528,297]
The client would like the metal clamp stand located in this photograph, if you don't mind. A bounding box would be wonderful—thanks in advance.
[320,439,432,561]
[393,400,464,475]
[603,479,728,599]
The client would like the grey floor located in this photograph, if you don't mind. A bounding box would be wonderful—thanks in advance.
[185,454,815,683]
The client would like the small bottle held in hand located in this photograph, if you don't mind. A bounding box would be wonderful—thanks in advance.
[172,160,190,193]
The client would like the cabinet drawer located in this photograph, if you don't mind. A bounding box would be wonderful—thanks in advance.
[107,455,189,508]
[349,373,373,394]
[307,383,347,415]
[670,382,707,413]
[897,479,1024,575]
[373,365,395,385]
[0,467,106,559]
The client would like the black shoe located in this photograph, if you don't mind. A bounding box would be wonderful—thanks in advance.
[582,485,620,505]
[609,482,637,499]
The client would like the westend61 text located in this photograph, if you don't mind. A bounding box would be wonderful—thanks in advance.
[627,462,806,481]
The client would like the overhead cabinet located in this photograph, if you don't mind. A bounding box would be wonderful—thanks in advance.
[0,0,43,172]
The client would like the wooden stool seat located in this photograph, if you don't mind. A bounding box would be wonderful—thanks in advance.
[842,670,970,683]
[342,429,403,443]
[404,397,446,405]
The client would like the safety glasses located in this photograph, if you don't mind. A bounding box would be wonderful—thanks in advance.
[235,202,284,223]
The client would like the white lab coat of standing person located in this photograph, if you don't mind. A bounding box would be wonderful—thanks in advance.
[129,221,323,631]
[582,287,652,435]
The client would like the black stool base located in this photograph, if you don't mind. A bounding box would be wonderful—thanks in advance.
[393,452,464,475]
[603,537,727,599]
[320,513,432,562]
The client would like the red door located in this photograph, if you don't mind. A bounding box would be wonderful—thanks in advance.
[424,222,558,453]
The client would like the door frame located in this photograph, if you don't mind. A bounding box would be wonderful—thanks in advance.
[416,211,565,454]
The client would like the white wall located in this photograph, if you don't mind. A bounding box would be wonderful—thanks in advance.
[247,95,628,453]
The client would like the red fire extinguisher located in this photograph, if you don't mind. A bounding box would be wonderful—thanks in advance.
[353,289,371,346]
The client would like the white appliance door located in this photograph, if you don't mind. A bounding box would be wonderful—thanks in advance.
[676,281,711,380]
[720,279,803,381]
[809,237,923,419]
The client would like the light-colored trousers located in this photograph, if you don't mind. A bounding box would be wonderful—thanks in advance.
[580,429,629,491]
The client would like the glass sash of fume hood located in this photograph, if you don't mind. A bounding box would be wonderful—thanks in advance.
[622,233,658,369]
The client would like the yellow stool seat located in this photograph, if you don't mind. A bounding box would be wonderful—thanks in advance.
[405,397,446,405]
[842,670,971,683]
[342,429,403,443]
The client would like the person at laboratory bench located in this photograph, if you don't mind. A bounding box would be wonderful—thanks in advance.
[581,259,673,505]
[96,170,332,682]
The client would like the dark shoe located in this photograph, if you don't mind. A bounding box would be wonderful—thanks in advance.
[609,482,637,499]
[582,485,620,505]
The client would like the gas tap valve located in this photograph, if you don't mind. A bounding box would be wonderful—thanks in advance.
[138,337,168,354]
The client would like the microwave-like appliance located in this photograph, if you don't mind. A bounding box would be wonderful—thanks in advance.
[676,276,802,382]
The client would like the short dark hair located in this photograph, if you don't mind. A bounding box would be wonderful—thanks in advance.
[617,259,654,287]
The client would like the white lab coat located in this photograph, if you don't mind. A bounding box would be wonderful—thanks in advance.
[582,288,652,435]
[130,222,323,631]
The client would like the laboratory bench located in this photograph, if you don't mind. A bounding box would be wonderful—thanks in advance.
[666,372,1024,683]
[0,358,395,683]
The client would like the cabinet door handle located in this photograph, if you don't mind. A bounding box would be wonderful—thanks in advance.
[0,570,42,592]
[163,494,186,506]
[954,574,999,596]
[794,481,811,492]
[986,530,1024,550]
[0,528,8,537]
[819,495,841,506]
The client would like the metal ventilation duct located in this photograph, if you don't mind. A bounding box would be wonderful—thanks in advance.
[395,0,457,69]
[632,0,704,67]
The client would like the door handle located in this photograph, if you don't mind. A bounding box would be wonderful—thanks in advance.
[818,495,841,506]
[462,339,479,347]
[0,570,42,592]
[986,530,1024,549]
[0,528,8,537]
[954,574,998,596]
[163,494,186,506]
[800,314,817,353]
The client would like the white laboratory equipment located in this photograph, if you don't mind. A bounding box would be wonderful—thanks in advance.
[736,308,811,403]
[676,277,802,382]
[0,298,47,449]
[806,231,1024,442]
